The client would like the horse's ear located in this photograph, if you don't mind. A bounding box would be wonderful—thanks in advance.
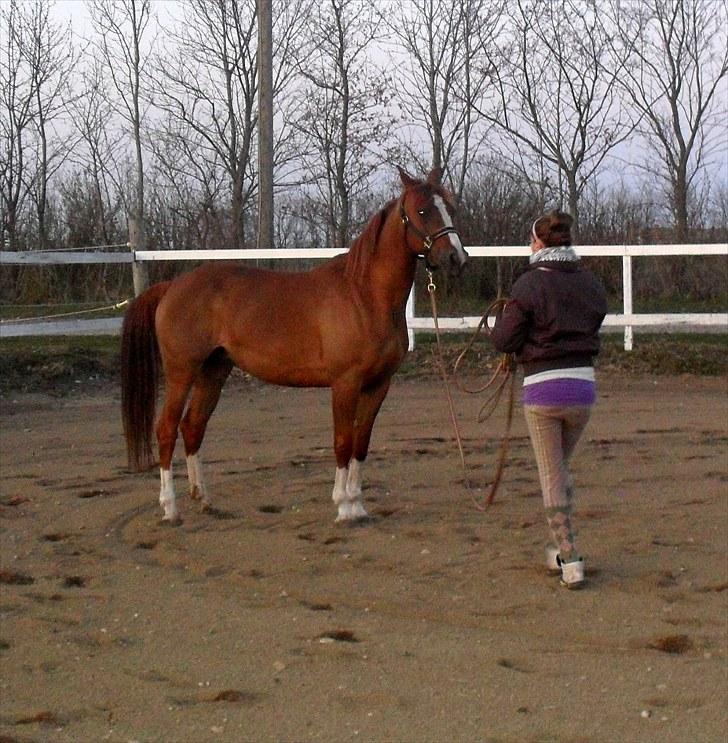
[426,167,442,186]
[398,167,418,188]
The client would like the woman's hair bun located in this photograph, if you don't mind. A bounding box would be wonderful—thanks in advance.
[533,210,573,247]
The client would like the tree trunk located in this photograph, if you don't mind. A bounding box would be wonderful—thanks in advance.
[231,166,247,249]
[566,171,580,241]
[673,163,689,242]
[257,0,274,250]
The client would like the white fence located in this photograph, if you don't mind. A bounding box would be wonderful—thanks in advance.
[1,243,727,350]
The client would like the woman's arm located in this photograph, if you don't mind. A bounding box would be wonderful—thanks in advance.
[489,297,531,353]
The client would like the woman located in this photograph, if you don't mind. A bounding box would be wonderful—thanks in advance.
[490,211,607,589]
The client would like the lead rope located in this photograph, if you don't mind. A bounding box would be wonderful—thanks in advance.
[426,270,516,510]
[425,269,469,486]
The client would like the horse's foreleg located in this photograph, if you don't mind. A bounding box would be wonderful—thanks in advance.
[344,458,366,518]
[332,465,360,522]
[331,380,365,522]
[179,356,232,512]
[346,379,392,516]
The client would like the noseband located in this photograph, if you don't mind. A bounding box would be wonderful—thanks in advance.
[399,199,460,268]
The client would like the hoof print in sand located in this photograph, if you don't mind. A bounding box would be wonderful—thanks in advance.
[301,600,333,612]
[0,570,34,585]
[258,504,283,514]
[62,575,86,588]
[209,689,260,704]
[647,634,693,654]
[496,658,533,673]
[317,629,360,643]
[42,532,71,543]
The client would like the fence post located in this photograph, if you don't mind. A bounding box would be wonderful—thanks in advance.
[128,214,149,297]
[622,251,633,351]
[406,284,415,350]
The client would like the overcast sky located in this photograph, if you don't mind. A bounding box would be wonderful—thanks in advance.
[44,0,728,190]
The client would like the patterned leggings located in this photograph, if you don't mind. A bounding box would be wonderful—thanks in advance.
[523,405,591,560]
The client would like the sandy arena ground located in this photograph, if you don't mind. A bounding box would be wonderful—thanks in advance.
[0,371,726,743]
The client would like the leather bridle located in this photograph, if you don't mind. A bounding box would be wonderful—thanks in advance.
[399,198,460,269]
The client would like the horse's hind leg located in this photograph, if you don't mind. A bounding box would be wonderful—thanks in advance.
[179,352,233,512]
[156,375,195,522]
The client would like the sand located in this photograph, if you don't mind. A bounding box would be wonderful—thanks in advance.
[1,372,726,743]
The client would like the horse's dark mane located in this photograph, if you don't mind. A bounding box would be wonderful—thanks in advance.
[344,197,397,283]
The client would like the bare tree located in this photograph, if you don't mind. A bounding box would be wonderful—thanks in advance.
[0,0,37,250]
[474,0,635,237]
[610,0,728,241]
[153,128,228,250]
[385,0,503,201]
[1,0,76,251]
[89,0,152,248]
[67,60,127,246]
[291,0,396,250]
[24,1,78,248]
[154,0,256,248]
[708,182,728,239]
[150,0,307,248]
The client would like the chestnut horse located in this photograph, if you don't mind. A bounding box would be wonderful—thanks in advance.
[121,168,467,523]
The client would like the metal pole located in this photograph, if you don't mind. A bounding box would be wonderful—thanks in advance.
[257,0,274,250]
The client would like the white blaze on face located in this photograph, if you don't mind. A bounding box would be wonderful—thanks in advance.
[433,194,467,262]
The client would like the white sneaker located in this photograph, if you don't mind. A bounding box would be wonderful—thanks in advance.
[545,546,561,575]
[559,557,585,589]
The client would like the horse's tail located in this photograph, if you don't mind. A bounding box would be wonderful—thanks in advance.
[120,282,171,471]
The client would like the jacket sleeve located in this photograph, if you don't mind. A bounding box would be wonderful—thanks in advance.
[489,296,531,353]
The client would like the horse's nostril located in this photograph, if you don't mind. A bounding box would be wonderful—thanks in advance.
[448,250,466,273]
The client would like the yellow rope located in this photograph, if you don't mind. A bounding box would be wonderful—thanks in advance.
[0,299,130,324]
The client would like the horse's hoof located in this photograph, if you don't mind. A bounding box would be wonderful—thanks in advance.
[160,515,182,527]
[204,506,235,520]
[335,507,371,525]
[344,515,372,527]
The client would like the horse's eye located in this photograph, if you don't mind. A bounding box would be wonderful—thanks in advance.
[417,208,427,217]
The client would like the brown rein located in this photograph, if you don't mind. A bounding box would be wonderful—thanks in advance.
[426,273,516,511]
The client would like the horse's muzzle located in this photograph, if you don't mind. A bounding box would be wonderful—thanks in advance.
[447,243,469,275]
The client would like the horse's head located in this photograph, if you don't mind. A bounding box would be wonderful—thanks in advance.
[398,167,468,273]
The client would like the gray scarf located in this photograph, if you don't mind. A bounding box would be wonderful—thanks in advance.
[529,245,579,265]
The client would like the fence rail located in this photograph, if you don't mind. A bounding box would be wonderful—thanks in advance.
[2,243,726,349]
